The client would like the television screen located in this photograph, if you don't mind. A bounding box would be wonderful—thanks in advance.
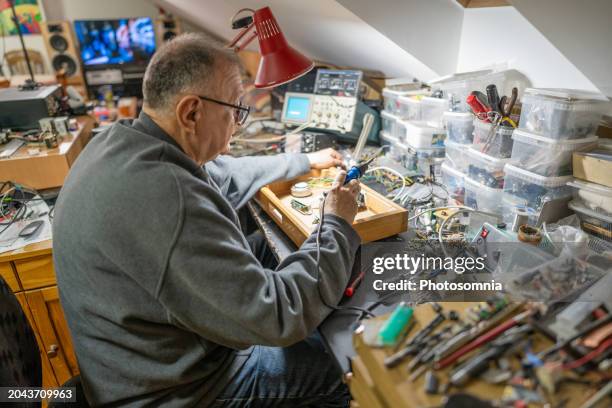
[74,18,156,66]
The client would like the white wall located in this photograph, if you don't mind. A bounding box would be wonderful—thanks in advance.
[456,7,598,92]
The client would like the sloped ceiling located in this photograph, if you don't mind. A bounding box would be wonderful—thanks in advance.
[510,0,612,97]
[150,0,444,81]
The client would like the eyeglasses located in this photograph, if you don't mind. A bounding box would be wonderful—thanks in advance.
[197,95,251,126]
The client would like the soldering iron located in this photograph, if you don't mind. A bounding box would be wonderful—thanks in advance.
[343,147,385,185]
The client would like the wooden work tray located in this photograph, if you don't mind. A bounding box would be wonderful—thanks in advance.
[256,169,408,246]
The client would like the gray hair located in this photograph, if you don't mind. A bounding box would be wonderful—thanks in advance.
[143,33,239,110]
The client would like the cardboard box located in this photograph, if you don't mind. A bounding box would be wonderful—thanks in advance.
[573,150,612,188]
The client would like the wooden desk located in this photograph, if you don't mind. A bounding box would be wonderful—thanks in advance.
[349,302,605,408]
[0,115,95,190]
[0,239,78,389]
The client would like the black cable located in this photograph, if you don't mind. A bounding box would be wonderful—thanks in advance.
[315,192,376,318]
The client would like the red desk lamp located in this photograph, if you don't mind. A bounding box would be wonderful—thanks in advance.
[228,7,314,89]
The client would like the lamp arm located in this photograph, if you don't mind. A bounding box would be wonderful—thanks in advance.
[227,23,258,51]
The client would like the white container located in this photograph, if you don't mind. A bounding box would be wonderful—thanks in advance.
[436,70,508,113]
[568,200,612,242]
[441,161,465,204]
[420,97,449,128]
[445,141,469,173]
[401,145,445,175]
[397,120,446,148]
[380,131,409,163]
[464,176,504,214]
[503,164,573,211]
[465,147,510,189]
[510,129,598,176]
[382,88,413,115]
[567,179,612,216]
[443,112,474,144]
[472,119,515,158]
[398,95,422,121]
[501,194,540,227]
[381,110,398,137]
[519,88,608,139]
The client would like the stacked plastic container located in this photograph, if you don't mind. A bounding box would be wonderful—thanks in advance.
[568,180,612,241]
[502,88,607,226]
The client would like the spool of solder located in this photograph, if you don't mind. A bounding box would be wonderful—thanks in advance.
[378,302,414,346]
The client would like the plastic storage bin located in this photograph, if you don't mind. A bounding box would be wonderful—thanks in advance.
[464,176,504,214]
[568,179,612,217]
[436,70,508,112]
[503,164,573,211]
[397,120,446,148]
[472,119,514,158]
[569,200,612,241]
[443,112,474,144]
[441,162,465,204]
[383,88,413,115]
[501,194,540,227]
[510,129,598,176]
[445,141,469,173]
[398,96,422,121]
[420,97,449,128]
[519,88,608,139]
[465,147,510,188]
[401,145,445,175]
[381,111,398,138]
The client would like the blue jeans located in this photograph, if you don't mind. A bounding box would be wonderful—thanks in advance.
[209,332,350,408]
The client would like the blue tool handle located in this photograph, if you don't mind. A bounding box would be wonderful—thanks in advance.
[344,167,362,185]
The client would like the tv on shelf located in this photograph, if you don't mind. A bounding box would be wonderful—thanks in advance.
[74,18,156,67]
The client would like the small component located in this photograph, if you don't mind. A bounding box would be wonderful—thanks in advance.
[424,370,439,394]
[448,310,460,321]
[312,215,320,224]
[43,132,59,149]
[39,117,55,133]
[18,220,44,238]
[290,199,312,215]
[378,302,414,347]
[290,182,312,197]
[430,302,442,314]
[53,116,70,136]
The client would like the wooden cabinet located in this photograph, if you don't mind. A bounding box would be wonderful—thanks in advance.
[0,241,77,387]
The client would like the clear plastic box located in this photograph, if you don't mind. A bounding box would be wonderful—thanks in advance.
[518,88,608,139]
[464,176,504,214]
[436,70,508,113]
[510,129,598,176]
[382,88,414,115]
[568,200,612,242]
[465,147,510,188]
[472,119,514,158]
[420,97,449,128]
[503,164,573,211]
[397,120,446,148]
[401,145,445,175]
[380,131,408,163]
[443,112,474,144]
[381,110,398,137]
[567,179,612,217]
[445,141,469,173]
[501,194,540,227]
[441,161,465,204]
[398,96,422,121]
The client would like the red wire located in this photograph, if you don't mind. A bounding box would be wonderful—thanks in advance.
[562,336,612,370]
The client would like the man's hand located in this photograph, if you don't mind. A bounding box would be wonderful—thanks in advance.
[324,170,360,225]
[306,148,345,170]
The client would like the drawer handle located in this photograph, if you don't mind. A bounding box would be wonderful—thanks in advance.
[47,344,59,358]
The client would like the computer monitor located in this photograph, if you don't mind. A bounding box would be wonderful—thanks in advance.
[281,92,313,125]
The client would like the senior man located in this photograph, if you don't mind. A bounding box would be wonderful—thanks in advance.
[53,33,361,407]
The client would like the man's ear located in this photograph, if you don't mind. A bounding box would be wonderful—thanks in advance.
[175,95,202,133]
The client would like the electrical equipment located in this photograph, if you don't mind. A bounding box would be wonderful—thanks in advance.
[0,86,63,130]
[155,15,182,45]
[280,69,380,144]
[284,132,337,154]
[40,21,85,86]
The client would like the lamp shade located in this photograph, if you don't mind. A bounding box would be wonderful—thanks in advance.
[253,7,314,88]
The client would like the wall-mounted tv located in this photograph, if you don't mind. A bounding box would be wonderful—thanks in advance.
[74,18,156,67]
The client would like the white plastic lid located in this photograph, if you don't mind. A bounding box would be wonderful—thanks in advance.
[379,131,398,144]
[400,120,444,135]
[524,88,609,102]
[441,161,465,178]
[443,111,473,123]
[398,95,423,104]
[512,129,599,149]
[421,97,449,107]
[504,164,574,187]
[567,179,612,198]
[381,110,398,121]
[383,88,412,97]
[568,200,612,223]
[466,147,511,166]
[444,140,469,151]
[464,176,503,193]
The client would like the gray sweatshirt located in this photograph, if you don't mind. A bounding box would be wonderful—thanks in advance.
[52,112,360,407]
